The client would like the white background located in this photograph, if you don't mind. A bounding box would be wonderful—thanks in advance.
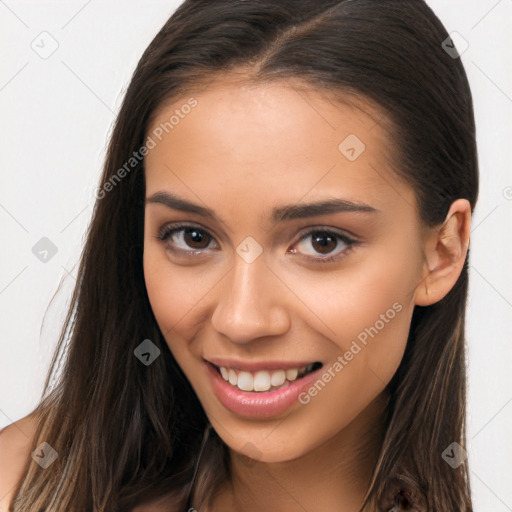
[0,1,511,509]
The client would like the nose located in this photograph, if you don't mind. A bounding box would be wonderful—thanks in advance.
[210,253,291,345]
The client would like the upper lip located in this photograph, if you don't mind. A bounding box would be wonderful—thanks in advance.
[205,357,322,372]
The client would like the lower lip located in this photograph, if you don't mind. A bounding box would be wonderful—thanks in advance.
[205,361,323,419]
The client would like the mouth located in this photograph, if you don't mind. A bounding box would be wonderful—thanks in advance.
[204,358,326,419]
[207,361,324,393]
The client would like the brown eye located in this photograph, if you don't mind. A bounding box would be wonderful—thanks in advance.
[310,232,338,254]
[182,228,210,249]
[157,224,219,253]
[290,228,356,263]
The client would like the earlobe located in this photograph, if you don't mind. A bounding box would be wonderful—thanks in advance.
[414,199,471,306]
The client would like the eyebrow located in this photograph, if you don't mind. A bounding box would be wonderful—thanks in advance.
[145,191,379,223]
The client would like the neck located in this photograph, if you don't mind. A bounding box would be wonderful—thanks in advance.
[210,390,390,512]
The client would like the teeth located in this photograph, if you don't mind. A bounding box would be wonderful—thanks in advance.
[219,367,229,381]
[217,364,315,392]
[286,368,298,381]
[254,370,271,392]
[237,371,253,392]
[270,369,286,387]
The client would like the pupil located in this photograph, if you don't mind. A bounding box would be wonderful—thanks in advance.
[312,232,337,254]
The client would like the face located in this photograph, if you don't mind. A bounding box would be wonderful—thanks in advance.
[143,76,428,463]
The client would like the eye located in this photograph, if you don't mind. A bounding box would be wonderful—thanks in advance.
[156,223,219,254]
[289,228,356,263]
[155,223,357,263]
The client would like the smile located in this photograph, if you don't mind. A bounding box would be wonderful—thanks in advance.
[204,359,325,419]
[215,363,322,393]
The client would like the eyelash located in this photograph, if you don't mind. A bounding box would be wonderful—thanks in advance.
[155,222,358,264]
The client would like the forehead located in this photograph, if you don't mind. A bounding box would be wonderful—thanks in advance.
[144,78,416,220]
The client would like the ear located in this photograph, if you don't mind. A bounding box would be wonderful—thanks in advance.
[414,199,471,306]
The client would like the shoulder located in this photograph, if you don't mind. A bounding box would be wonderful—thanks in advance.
[0,413,185,512]
[0,411,39,510]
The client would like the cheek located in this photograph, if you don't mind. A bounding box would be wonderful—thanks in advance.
[283,241,419,377]
[142,246,222,350]
[277,256,416,453]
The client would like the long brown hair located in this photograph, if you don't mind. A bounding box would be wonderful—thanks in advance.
[11,1,478,510]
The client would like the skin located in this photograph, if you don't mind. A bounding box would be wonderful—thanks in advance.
[142,75,471,512]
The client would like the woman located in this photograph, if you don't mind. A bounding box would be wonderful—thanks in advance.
[1,0,477,510]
